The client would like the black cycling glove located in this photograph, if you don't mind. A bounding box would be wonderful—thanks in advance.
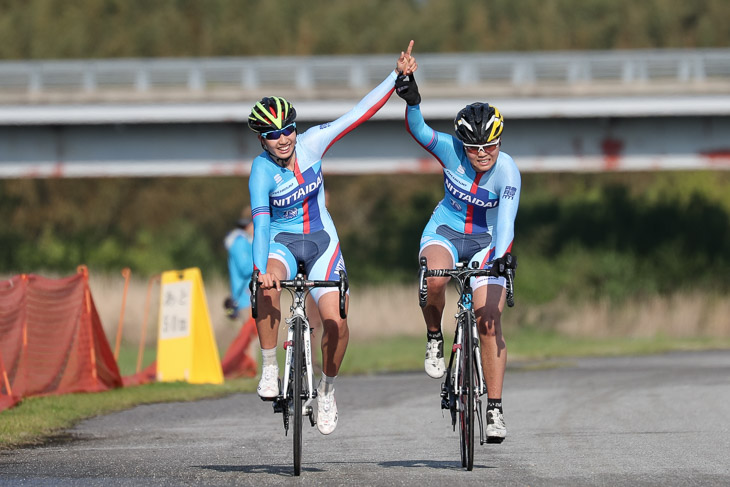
[395,73,421,106]
[223,296,239,320]
[489,252,518,277]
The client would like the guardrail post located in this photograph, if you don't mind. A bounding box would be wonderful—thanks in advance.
[29,67,42,95]
[135,65,149,93]
[83,66,97,93]
[296,64,313,91]
[242,64,258,90]
[188,66,204,91]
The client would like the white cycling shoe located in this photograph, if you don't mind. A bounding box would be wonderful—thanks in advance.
[486,408,507,443]
[316,389,338,435]
[257,364,280,399]
[424,339,446,379]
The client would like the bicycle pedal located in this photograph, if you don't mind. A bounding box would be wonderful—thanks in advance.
[272,399,285,412]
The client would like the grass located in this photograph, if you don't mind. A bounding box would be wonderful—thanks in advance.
[3,331,730,450]
[3,278,729,449]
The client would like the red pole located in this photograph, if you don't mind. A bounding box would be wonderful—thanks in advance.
[114,268,131,360]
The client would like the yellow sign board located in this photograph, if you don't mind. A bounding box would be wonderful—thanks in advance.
[157,267,223,384]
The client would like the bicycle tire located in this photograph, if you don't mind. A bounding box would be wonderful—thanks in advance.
[458,313,475,471]
[293,317,304,476]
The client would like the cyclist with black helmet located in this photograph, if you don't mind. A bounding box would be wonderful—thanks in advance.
[247,41,417,435]
[395,71,520,443]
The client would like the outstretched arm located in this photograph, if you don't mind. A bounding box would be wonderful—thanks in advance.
[301,41,418,158]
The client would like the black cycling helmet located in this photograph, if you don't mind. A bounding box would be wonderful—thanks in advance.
[248,96,297,134]
[453,102,504,145]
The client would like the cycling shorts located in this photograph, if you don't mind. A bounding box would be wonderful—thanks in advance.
[419,223,506,291]
[268,229,348,303]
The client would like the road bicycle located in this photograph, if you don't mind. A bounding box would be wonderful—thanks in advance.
[250,267,348,476]
[418,257,515,471]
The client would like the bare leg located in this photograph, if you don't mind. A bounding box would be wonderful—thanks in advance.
[420,246,453,334]
[317,291,349,377]
[474,283,507,399]
[255,259,287,350]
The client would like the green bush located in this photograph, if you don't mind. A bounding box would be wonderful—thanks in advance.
[2,172,729,303]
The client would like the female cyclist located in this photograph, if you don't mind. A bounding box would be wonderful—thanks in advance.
[247,42,417,435]
[395,71,520,443]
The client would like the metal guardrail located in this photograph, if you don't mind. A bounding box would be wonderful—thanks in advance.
[1,48,729,103]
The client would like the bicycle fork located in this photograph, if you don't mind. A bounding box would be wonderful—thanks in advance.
[275,304,317,431]
[471,320,487,445]
[441,311,488,443]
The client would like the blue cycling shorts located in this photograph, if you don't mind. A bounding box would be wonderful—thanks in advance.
[268,229,348,303]
[419,223,506,291]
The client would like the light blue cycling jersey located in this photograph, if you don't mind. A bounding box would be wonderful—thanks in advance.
[249,70,398,288]
[405,104,521,269]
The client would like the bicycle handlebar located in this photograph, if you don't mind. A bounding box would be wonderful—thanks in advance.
[418,256,515,309]
[250,269,349,319]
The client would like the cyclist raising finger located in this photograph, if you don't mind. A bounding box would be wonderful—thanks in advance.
[247,41,417,436]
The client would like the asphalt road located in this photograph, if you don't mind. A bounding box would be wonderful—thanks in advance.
[1,350,729,486]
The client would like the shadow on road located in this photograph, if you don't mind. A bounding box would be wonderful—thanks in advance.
[379,459,495,470]
[196,464,325,476]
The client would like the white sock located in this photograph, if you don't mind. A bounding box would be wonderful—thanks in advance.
[261,347,277,368]
[319,372,336,395]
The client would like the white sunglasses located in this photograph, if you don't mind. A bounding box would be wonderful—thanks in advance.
[463,138,500,153]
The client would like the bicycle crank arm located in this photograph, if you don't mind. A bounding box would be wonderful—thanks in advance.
[306,406,316,427]
[476,398,485,445]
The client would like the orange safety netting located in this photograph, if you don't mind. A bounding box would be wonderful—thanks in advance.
[0,268,122,412]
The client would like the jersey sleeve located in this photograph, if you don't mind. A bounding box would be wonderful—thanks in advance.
[299,70,398,159]
[405,104,460,170]
[493,156,522,258]
[248,157,274,273]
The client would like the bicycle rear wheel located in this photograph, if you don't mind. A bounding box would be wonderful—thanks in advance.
[293,317,304,476]
[458,313,475,471]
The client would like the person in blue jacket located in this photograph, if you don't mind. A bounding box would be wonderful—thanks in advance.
[223,209,254,318]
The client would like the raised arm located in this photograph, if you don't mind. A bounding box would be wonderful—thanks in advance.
[493,157,522,258]
[299,41,418,159]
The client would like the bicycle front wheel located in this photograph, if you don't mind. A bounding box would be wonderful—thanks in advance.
[458,313,475,471]
[293,317,304,476]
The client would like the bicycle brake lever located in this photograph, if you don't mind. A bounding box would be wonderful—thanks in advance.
[250,270,260,318]
[338,270,348,319]
[506,269,515,308]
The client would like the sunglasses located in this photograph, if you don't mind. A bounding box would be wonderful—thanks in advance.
[463,138,500,154]
[261,123,296,140]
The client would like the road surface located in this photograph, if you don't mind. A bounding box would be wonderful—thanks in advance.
[1,350,729,486]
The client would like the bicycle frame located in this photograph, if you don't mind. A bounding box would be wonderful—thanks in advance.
[279,285,316,425]
[250,268,348,476]
[419,257,515,470]
[450,277,487,400]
